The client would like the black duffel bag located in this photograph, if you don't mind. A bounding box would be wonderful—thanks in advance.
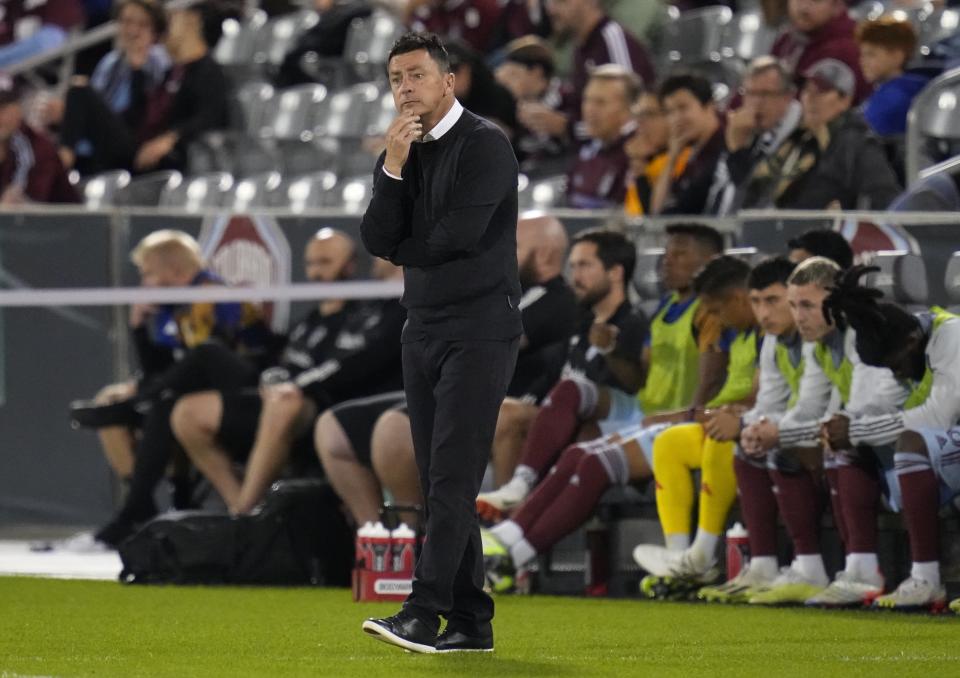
[118,479,353,586]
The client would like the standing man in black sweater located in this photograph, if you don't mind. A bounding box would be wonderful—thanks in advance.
[359,33,521,655]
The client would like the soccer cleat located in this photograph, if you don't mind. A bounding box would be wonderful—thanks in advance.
[632,544,715,579]
[873,577,947,611]
[804,570,883,608]
[481,528,516,594]
[476,478,529,523]
[698,562,777,604]
[950,598,960,615]
[640,571,720,601]
[747,564,827,605]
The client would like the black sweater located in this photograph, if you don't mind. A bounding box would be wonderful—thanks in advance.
[360,108,522,341]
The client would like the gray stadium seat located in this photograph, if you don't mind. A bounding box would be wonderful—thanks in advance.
[719,10,778,61]
[944,251,960,307]
[365,90,397,137]
[916,7,960,57]
[275,137,341,177]
[526,175,568,210]
[282,171,339,211]
[862,250,929,306]
[252,10,320,68]
[264,84,328,140]
[116,170,182,207]
[662,5,733,65]
[159,172,234,211]
[79,170,131,208]
[344,11,405,82]
[725,246,766,265]
[189,131,279,178]
[633,248,665,301]
[229,171,283,211]
[234,81,275,137]
[214,12,268,80]
[338,174,374,213]
[315,82,381,138]
[905,66,960,183]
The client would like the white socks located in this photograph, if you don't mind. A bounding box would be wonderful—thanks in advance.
[748,556,778,580]
[490,520,523,548]
[689,531,719,568]
[911,561,941,587]
[845,552,882,586]
[665,534,690,551]
[509,539,536,570]
[795,554,828,585]
[512,465,537,493]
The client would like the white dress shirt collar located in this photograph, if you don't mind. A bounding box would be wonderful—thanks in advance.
[422,99,463,142]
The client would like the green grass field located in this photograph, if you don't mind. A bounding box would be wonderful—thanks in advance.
[2,576,959,678]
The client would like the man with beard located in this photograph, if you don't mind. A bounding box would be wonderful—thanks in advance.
[171,228,405,515]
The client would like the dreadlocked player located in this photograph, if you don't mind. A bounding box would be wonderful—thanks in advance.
[821,266,960,611]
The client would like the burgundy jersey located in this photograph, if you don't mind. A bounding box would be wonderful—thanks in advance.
[0,0,84,45]
[568,16,655,127]
[410,0,504,53]
[566,124,635,209]
[0,124,79,203]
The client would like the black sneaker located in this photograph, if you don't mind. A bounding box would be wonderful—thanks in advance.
[361,610,438,654]
[435,624,494,653]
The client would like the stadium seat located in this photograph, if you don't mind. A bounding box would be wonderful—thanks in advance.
[159,172,234,211]
[263,83,328,140]
[275,137,342,178]
[282,170,339,211]
[229,171,283,211]
[343,10,405,82]
[365,90,396,137]
[905,65,960,184]
[337,174,374,213]
[189,131,279,178]
[115,170,182,207]
[720,10,778,62]
[725,246,766,265]
[234,80,275,137]
[848,0,886,22]
[661,5,733,66]
[251,10,320,69]
[633,247,665,301]
[315,82,381,139]
[214,12,268,80]
[79,170,131,209]
[862,249,929,305]
[944,251,960,308]
[525,175,568,210]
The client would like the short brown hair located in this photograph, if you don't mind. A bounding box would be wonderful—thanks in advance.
[856,16,918,61]
[588,64,643,106]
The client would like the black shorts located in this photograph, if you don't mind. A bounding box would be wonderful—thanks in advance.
[217,389,318,468]
[329,391,406,468]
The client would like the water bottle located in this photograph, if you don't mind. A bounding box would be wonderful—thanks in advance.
[390,523,416,572]
[355,521,374,569]
[725,522,750,580]
[368,522,392,572]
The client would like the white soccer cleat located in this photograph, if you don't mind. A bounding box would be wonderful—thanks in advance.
[747,563,828,605]
[476,477,529,522]
[805,570,883,607]
[874,577,947,611]
[632,544,713,579]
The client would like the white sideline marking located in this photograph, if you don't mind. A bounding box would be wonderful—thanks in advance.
[0,540,121,581]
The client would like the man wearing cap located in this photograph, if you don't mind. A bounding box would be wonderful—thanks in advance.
[771,0,869,103]
[737,58,899,211]
[0,77,77,204]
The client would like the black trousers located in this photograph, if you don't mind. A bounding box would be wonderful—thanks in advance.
[60,85,136,174]
[401,336,519,629]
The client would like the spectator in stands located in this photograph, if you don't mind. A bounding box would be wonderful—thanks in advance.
[856,17,927,137]
[771,0,869,103]
[69,230,270,549]
[275,0,373,87]
[54,0,169,175]
[478,224,727,520]
[738,59,900,210]
[708,57,802,215]
[651,73,725,215]
[495,0,552,47]
[623,91,683,216]
[496,36,573,176]
[822,268,960,611]
[0,0,84,67]
[172,230,405,515]
[406,0,504,53]
[544,0,655,135]
[0,76,77,203]
[566,65,639,209]
[134,0,232,172]
[445,40,518,138]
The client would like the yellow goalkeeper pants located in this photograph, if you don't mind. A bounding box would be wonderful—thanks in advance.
[651,423,737,539]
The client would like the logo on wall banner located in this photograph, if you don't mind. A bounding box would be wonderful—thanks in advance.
[198,214,292,332]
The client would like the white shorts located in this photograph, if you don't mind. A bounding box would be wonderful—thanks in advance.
[598,388,644,436]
